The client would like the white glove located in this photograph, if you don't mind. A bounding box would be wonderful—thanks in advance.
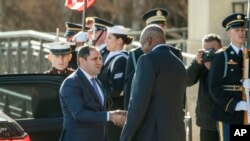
[243,79,250,91]
[235,101,247,111]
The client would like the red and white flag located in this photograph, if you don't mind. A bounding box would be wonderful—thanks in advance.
[65,0,96,11]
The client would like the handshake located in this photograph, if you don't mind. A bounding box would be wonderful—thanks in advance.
[109,110,127,127]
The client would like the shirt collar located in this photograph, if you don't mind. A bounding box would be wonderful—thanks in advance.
[230,42,243,54]
[80,68,95,81]
[104,50,124,64]
[98,43,107,51]
[152,44,166,51]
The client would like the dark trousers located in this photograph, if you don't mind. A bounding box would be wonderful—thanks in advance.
[200,128,219,141]
[216,121,230,141]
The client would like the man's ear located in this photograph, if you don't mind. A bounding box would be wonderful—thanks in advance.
[68,54,72,61]
[147,37,152,45]
[78,57,85,65]
[48,54,52,62]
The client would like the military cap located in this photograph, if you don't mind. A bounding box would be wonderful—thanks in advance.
[142,8,168,25]
[222,13,245,30]
[46,41,74,55]
[107,25,129,35]
[92,17,114,31]
[64,22,82,37]
[72,31,88,42]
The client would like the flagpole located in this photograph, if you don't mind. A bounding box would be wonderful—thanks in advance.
[82,0,87,31]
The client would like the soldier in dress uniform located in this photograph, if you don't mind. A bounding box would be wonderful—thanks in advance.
[89,17,114,61]
[124,8,183,110]
[67,20,92,69]
[208,13,247,141]
[97,25,132,141]
[69,31,89,69]
[44,41,75,75]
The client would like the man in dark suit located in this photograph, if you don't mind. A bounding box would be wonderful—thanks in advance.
[208,13,247,141]
[59,46,126,141]
[124,8,183,110]
[120,25,187,141]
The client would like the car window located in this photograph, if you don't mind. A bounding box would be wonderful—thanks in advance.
[0,84,62,119]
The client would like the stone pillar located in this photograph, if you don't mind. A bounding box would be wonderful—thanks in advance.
[187,0,235,141]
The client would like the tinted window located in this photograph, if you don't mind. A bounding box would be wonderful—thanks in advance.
[0,84,62,119]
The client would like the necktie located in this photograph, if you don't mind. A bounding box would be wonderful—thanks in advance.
[238,50,243,58]
[238,50,243,68]
[91,78,103,105]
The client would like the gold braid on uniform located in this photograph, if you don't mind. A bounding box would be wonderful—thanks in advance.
[44,67,75,75]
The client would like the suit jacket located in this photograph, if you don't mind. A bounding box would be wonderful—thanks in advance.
[120,45,187,141]
[123,46,183,110]
[208,45,244,124]
[59,68,108,141]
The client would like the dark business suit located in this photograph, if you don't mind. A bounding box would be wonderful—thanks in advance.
[120,45,187,141]
[59,68,108,141]
[123,46,183,110]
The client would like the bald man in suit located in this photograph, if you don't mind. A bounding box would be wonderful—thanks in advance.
[120,25,187,141]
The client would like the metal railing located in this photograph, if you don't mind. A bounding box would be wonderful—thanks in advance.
[0,28,190,74]
[0,88,32,118]
[0,30,66,74]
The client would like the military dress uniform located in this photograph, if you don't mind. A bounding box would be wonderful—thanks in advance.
[97,25,129,141]
[208,13,246,141]
[124,8,183,110]
[91,17,114,61]
[44,67,74,75]
[44,41,75,76]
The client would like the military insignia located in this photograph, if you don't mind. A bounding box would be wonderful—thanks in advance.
[237,14,242,19]
[230,51,234,55]
[156,10,163,16]
[227,59,238,65]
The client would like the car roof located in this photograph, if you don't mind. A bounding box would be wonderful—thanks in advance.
[0,111,15,122]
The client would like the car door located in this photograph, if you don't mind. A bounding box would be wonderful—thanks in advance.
[0,74,66,141]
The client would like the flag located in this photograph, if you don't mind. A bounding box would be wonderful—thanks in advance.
[65,0,96,11]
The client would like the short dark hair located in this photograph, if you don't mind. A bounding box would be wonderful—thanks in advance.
[77,45,98,60]
[202,33,222,46]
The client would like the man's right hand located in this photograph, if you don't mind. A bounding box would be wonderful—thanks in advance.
[109,110,127,127]
[196,49,204,64]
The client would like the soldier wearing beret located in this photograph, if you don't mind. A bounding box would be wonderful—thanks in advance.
[208,13,247,141]
[44,42,75,75]
[124,8,183,110]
